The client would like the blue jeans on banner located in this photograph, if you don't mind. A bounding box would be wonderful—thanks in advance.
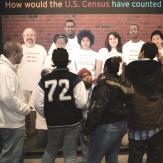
[0,127,25,163]
[42,124,80,163]
[87,121,127,163]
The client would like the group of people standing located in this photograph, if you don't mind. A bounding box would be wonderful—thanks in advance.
[0,18,163,163]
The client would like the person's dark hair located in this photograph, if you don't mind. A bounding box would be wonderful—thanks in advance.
[125,60,161,89]
[96,73,105,84]
[3,41,21,58]
[105,32,122,53]
[53,34,68,44]
[104,56,122,75]
[65,19,76,26]
[52,48,69,68]
[151,30,163,40]
[77,30,95,47]
[140,42,158,60]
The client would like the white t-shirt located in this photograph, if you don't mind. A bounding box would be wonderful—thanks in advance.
[97,48,123,74]
[71,48,98,79]
[159,48,163,56]
[66,36,80,58]
[17,44,47,91]
[98,48,122,65]
[122,40,144,65]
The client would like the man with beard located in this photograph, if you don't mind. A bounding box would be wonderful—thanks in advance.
[17,28,47,136]
[122,24,144,65]
[17,28,47,102]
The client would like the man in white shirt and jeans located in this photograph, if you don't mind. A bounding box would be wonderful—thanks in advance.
[0,41,31,163]
[122,24,144,65]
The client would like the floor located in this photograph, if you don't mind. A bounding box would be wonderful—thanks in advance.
[25,156,127,163]
[24,155,147,163]
[24,134,147,163]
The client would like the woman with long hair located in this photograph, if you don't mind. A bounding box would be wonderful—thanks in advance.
[96,32,123,78]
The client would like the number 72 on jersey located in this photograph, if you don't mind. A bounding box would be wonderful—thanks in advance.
[45,79,72,102]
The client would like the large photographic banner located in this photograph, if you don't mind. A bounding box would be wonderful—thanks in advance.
[0,0,163,53]
[0,0,163,152]
[0,0,163,14]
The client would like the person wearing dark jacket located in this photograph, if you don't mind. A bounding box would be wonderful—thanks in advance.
[34,48,87,163]
[85,56,132,163]
[125,42,163,163]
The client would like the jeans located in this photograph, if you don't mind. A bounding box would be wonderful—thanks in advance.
[0,127,25,163]
[87,121,127,163]
[42,124,80,163]
[128,129,163,163]
[79,124,88,163]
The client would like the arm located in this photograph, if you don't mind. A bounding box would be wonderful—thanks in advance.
[69,57,77,74]
[73,81,88,109]
[95,48,105,79]
[48,42,56,55]
[43,46,48,61]
[0,73,30,115]
[85,85,108,133]
[95,59,103,79]
[29,89,37,110]
[34,85,45,117]
[106,80,134,95]
[88,85,108,117]
[122,44,128,65]
[42,54,53,71]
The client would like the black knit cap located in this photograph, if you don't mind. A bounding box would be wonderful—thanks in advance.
[52,48,69,68]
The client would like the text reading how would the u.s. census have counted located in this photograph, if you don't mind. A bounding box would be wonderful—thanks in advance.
[0,0,162,14]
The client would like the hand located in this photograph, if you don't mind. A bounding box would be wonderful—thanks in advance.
[83,135,90,144]
[25,110,36,136]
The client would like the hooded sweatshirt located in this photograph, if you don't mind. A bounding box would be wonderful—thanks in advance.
[0,55,30,128]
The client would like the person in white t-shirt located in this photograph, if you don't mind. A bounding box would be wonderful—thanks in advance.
[151,30,163,61]
[43,34,68,71]
[122,24,144,65]
[96,32,123,78]
[17,28,47,102]
[17,28,47,138]
[48,19,80,58]
[71,29,98,79]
